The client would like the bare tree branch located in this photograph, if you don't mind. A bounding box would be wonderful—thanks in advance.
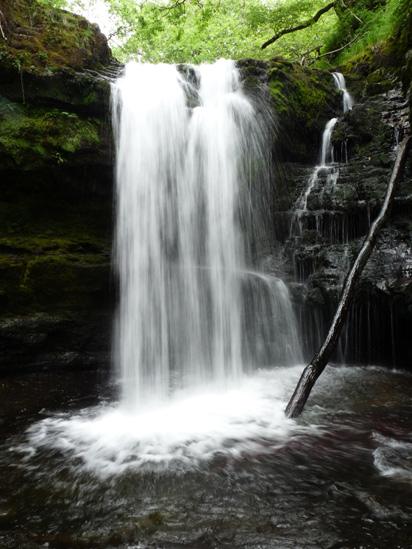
[311,32,363,61]
[159,0,187,11]
[0,10,8,40]
[298,45,322,65]
[340,0,363,24]
[261,1,336,50]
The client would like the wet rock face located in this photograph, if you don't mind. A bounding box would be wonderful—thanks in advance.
[238,58,341,163]
[0,4,410,374]
[272,78,412,369]
[0,313,113,373]
[0,0,117,372]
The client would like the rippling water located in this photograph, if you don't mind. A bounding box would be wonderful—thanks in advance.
[1,364,411,548]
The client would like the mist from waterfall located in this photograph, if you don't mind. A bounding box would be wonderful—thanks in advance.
[112,60,302,410]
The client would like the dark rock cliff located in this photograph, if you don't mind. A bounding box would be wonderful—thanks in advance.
[0,1,410,373]
[0,0,118,371]
[241,44,412,368]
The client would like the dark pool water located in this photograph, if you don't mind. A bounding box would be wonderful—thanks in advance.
[0,365,411,548]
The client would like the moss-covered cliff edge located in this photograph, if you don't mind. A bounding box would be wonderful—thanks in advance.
[0,0,116,371]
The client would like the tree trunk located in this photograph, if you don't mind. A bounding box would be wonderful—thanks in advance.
[285,135,411,418]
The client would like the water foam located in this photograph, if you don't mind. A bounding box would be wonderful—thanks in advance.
[372,432,412,482]
[24,367,306,478]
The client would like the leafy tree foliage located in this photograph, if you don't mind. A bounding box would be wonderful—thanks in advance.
[38,0,73,8]
[35,0,409,67]
[107,0,337,63]
[325,0,411,65]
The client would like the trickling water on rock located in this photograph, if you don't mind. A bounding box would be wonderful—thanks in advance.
[290,117,339,240]
[290,72,356,248]
[332,71,354,113]
[320,117,338,166]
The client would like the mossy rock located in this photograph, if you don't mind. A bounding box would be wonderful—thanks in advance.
[266,59,340,162]
[0,229,112,313]
[24,255,110,306]
[0,0,112,74]
[0,102,103,169]
[0,253,110,312]
[0,1,113,116]
[0,68,111,115]
[364,68,396,95]
[135,512,164,535]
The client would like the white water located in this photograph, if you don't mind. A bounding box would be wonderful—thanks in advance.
[291,117,338,237]
[113,60,302,410]
[320,117,338,166]
[332,71,354,113]
[24,367,309,477]
[20,60,306,474]
[372,432,412,482]
[290,71,354,241]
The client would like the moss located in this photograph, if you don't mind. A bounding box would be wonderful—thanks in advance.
[0,235,108,256]
[364,68,394,94]
[0,2,113,318]
[268,60,338,128]
[0,205,112,314]
[0,250,110,313]
[0,103,102,169]
[0,0,111,74]
[329,0,412,95]
[135,512,164,535]
[266,59,339,161]
[22,255,109,300]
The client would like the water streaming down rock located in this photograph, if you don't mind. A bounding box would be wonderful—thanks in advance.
[112,60,302,410]
[320,117,338,165]
[290,72,355,258]
[332,71,354,113]
[290,117,338,239]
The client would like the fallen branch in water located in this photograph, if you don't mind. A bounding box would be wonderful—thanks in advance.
[285,134,411,418]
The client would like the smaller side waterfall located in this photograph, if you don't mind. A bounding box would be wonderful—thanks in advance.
[332,72,353,113]
[290,117,338,238]
[320,117,338,166]
[290,71,356,245]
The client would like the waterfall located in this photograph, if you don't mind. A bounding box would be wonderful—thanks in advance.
[290,117,338,238]
[290,70,355,242]
[112,60,302,410]
[332,72,353,113]
[320,117,338,166]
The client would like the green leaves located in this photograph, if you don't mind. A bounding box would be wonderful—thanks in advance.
[103,0,337,63]
[41,0,408,68]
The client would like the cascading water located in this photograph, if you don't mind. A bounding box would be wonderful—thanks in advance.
[290,117,338,239]
[320,117,338,166]
[332,71,354,113]
[113,60,302,410]
[22,60,305,474]
[290,72,354,355]
[290,72,355,245]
